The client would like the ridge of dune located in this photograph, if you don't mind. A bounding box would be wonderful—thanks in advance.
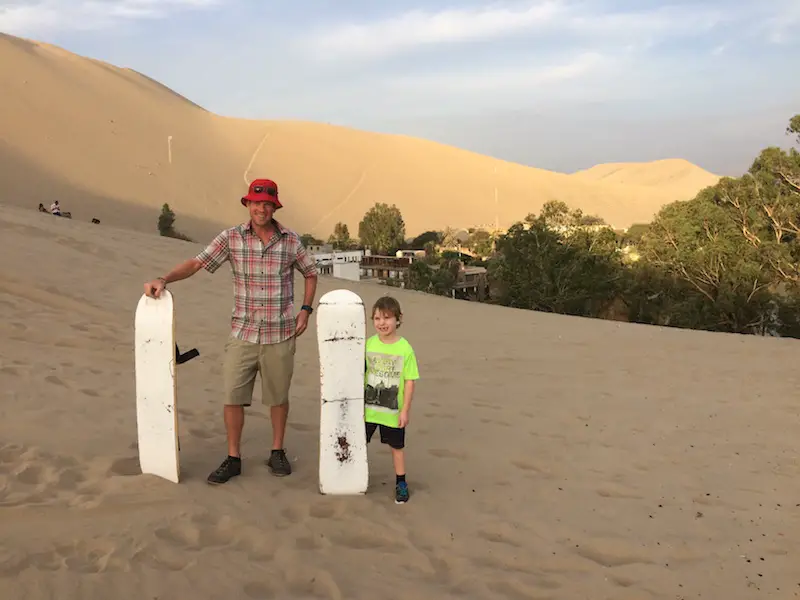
[0,32,718,241]
[571,158,721,198]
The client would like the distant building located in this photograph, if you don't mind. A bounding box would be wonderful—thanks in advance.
[310,248,365,282]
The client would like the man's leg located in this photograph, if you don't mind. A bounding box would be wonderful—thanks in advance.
[208,337,259,485]
[224,405,245,457]
[260,336,296,476]
[270,403,289,450]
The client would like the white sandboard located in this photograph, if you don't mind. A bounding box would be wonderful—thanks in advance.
[317,289,369,495]
[134,289,179,483]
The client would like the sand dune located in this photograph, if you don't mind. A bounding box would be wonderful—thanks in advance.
[571,159,721,200]
[0,33,720,241]
[1,205,798,599]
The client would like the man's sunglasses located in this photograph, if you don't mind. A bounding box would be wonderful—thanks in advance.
[253,185,277,196]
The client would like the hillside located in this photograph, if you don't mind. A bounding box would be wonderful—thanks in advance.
[0,33,721,242]
[570,159,721,199]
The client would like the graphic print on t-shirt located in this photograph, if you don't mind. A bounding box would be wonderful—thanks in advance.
[365,352,403,413]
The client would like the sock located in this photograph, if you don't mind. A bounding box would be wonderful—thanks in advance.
[396,474,406,484]
[228,455,241,462]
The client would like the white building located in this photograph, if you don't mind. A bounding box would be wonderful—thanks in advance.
[311,249,365,282]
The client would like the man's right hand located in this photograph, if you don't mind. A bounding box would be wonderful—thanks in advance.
[144,277,166,298]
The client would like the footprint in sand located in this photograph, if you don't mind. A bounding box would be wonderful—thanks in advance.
[285,569,342,600]
[45,375,66,387]
[428,448,467,459]
[108,457,140,477]
[573,539,655,568]
[234,531,275,562]
[510,459,543,473]
[295,535,325,551]
[487,579,544,600]
[14,463,47,485]
[188,428,215,440]
[327,529,405,552]
[80,388,99,397]
[596,486,643,500]
[0,548,34,577]
[155,512,235,551]
[131,545,193,572]
[0,366,19,376]
[308,500,346,519]
[288,422,315,432]
[477,527,522,548]
[243,581,276,599]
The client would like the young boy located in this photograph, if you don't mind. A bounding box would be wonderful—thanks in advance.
[364,296,419,504]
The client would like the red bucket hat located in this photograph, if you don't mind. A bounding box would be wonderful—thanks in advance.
[241,178,282,209]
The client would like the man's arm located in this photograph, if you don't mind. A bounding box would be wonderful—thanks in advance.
[161,258,203,284]
[293,235,319,308]
[301,270,318,308]
[144,229,230,297]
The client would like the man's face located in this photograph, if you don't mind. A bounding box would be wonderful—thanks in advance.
[248,200,276,226]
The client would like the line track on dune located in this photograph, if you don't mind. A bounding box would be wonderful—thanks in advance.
[311,168,369,232]
[243,129,271,185]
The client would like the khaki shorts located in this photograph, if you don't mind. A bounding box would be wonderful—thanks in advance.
[222,336,296,407]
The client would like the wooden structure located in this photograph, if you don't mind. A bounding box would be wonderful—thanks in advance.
[452,266,488,301]
[360,255,411,287]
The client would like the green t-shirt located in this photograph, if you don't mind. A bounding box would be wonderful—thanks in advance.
[364,335,420,428]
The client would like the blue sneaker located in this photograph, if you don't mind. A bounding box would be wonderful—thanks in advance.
[395,481,410,504]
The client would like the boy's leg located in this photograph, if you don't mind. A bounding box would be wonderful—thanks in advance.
[365,421,378,443]
[379,426,409,503]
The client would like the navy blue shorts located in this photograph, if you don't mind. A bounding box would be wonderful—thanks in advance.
[365,421,405,449]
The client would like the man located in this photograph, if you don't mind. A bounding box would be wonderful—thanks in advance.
[143,178,318,485]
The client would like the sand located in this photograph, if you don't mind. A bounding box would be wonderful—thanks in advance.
[1,204,799,600]
[0,32,721,242]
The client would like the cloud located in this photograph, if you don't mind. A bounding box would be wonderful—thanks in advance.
[300,1,731,61]
[0,0,222,35]
[386,51,607,94]
[301,1,564,60]
[298,0,799,63]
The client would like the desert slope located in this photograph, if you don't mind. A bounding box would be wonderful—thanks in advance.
[0,33,720,241]
[1,204,798,600]
[571,159,720,199]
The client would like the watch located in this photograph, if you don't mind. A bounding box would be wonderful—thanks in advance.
[301,304,314,314]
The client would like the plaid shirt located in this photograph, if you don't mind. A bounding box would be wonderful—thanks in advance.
[195,219,318,345]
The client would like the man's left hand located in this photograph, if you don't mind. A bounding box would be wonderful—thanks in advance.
[295,310,310,336]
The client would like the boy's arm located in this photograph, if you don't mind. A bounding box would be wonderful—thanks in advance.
[402,380,416,414]
[399,348,419,426]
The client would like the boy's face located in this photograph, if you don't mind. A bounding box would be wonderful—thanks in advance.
[372,309,398,336]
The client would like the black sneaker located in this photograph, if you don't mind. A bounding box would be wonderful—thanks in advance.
[266,449,291,476]
[207,456,241,485]
[395,481,410,504]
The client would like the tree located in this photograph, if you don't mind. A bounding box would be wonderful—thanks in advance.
[156,203,193,242]
[466,229,493,257]
[328,222,354,250]
[358,203,406,255]
[300,233,323,246]
[409,230,442,248]
[158,203,176,236]
[787,114,800,144]
[488,204,624,317]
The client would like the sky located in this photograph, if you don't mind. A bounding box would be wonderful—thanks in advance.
[1,0,798,175]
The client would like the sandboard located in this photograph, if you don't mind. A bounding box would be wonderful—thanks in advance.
[317,289,369,495]
[134,289,180,483]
